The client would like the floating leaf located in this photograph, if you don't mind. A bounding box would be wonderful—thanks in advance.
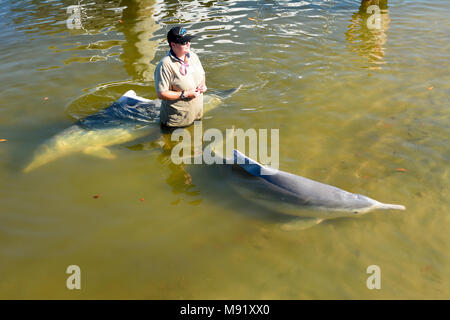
[248,17,256,21]
[396,168,407,172]
[428,86,434,90]
[140,198,145,202]
[0,139,7,142]
[421,265,432,273]
[93,193,101,199]
[416,191,425,198]
[44,97,49,101]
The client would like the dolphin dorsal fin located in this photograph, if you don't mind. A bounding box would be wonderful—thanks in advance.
[232,149,278,176]
[120,90,152,103]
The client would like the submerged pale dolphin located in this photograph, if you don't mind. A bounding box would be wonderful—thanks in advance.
[219,148,405,228]
[24,89,233,173]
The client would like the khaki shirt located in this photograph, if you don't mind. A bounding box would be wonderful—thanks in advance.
[154,50,205,127]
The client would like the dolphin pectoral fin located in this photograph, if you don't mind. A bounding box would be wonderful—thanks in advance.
[83,146,116,159]
[280,218,324,231]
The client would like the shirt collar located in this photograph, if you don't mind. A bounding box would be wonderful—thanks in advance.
[169,49,190,63]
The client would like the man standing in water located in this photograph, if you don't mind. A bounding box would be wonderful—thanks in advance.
[154,26,207,128]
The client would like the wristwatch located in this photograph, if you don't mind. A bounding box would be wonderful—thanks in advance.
[180,90,186,100]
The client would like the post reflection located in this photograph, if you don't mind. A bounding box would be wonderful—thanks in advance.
[9,0,161,82]
[346,0,390,69]
[121,0,160,81]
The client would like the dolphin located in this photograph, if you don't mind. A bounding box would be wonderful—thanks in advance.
[211,147,405,229]
[23,89,237,173]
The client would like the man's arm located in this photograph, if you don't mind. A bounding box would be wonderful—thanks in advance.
[158,89,200,100]
[155,61,200,100]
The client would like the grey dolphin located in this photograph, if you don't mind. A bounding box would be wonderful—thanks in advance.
[24,89,237,173]
[223,149,405,228]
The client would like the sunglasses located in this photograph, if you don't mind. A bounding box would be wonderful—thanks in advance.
[176,40,190,45]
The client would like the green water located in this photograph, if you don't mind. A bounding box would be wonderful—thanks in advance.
[0,0,448,299]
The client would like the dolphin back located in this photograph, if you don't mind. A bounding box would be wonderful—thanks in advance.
[77,90,161,130]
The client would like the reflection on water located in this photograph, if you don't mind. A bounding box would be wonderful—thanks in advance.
[126,125,198,196]
[9,0,161,94]
[346,0,390,69]
[158,150,196,197]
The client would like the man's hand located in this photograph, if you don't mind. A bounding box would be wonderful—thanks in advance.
[196,84,207,94]
[182,84,207,99]
[186,89,201,99]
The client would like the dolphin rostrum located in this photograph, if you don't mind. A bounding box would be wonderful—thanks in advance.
[24,89,237,173]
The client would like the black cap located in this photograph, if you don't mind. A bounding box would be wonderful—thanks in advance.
[167,26,195,44]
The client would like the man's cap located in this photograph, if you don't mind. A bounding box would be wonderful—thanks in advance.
[167,26,195,44]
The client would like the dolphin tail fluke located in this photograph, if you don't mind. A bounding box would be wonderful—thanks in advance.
[374,202,406,211]
[203,86,243,113]
[211,85,243,100]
